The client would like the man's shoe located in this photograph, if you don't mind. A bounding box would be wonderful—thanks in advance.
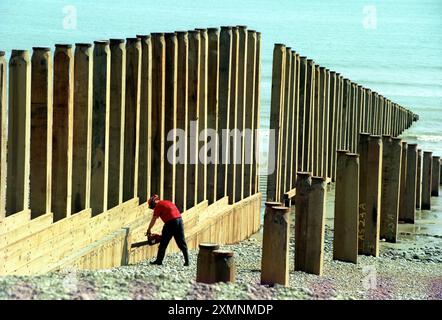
[150,260,162,265]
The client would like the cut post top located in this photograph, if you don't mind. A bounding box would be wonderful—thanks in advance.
[265,201,282,207]
[75,43,93,47]
[213,250,234,257]
[271,206,290,212]
[345,153,359,158]
[93,40,109,45]
[199,243,220,250]
[32,47,51,52]
[55,44,72,49]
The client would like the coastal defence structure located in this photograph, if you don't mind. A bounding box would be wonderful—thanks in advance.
[265,43,442,279]
[1,32,438,279]
[0,26,262,275]
[267,44,417,204]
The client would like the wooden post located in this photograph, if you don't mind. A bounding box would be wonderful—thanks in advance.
[151,33,166,199]
[216,27,233,199]
[353,83,359,152]
[394,104,399,137]
[51,45,73,221]
[372,92,378,135]
[332,74,342,180]
[379,96,384,135]
[304,59,315,173]
[399,142,408,221]
[323,69,330,179]
[297,57,307,172]
[107,40,125,209]
[357,133,370,253]
[206,29,219,205]
[187,30,200,208]
[30,47,53,217]
[334,151,359,263]
[329,72,339,181]
[281,47,292,197]
[72,44,93,214]
[341,79,350,151]
[360,136,382,257]
[312,65,320,177]
[253,32,262,194]
[175,32,188,212]
[404,144,417,223]
[164,33,178,202]
[295,172,326,275]
[235,26,247,202]
[137,35,152,204]
[306,176,326,275]
[0,52,6,218]
[122,38,141,203]
[213,250,236,282]
[359,86,365,135]
[196,243,219,284]
[226,27,238,204]
[284,50,296,194]
[217,27,232,201]
[318,67,329,178]
[267,44,285,202]
[290,52,300,190]
[432,156,440,196]
[416,149,422,209]
[366,89,372,134]
[380,136,402,242]
[348,83,355,152]
[295,172,310,272]
[386,100,391,135]
[261,203,289,286]
[91,41,111,215]
[6,50,31,216]
[244,30,256,199]
[326,69,333,180]
[196,28,208,204]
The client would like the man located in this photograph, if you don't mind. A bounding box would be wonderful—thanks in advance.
[146,194,189,266]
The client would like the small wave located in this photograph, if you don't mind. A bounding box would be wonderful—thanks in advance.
[417,135,442,142]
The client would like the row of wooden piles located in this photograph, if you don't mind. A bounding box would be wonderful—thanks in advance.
[0,25,262,225]
[266,44,417,203]
[261,146,440,286]
[260,43,440,287]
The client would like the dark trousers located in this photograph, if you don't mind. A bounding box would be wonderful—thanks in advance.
[156,217,189,264]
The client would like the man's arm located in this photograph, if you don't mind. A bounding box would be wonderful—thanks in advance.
[146,215,159,235]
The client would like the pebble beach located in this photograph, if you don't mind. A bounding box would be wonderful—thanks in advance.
[1,223,441,300]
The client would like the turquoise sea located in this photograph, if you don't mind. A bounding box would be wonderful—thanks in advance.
[1,0,441,185]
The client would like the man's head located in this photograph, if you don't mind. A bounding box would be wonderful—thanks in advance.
[148,194,160,209]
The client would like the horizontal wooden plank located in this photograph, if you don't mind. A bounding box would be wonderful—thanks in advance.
[0,213,53,249]
[0,209,31,234]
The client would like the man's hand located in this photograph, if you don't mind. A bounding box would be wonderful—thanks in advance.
[146,216,158,237]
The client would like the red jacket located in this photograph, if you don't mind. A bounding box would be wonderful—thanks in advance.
[153,200,181,223]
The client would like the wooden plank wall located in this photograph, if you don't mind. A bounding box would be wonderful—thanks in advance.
[0,26,262,275]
